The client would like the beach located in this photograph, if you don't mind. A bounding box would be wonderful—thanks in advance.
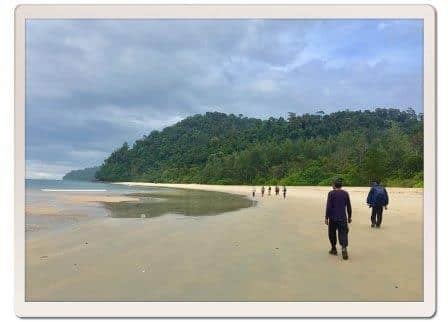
[25,183,423,302]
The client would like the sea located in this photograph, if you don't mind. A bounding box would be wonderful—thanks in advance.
[25,179,254,222]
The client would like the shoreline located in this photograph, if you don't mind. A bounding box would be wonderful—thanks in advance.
[26,183,423,301]
[25,183,256,238]
[115,181,423,194]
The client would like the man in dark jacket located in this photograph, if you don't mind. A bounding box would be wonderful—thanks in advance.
[325,178,352,260]
[367,179,389,228]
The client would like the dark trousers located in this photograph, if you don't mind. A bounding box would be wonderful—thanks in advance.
[328,220,349,248]
[371,206,384,226]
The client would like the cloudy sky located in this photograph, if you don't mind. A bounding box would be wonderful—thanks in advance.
[26,19,423,179]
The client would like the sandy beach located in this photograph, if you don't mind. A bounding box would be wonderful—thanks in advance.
[25,183,423,302]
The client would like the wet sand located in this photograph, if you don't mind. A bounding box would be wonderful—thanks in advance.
[25,193,136,238]
[66,194,140,203]
[25,184,423,301]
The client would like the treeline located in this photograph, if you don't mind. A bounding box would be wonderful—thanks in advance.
[63,166,100,181]
[96,109,423,187]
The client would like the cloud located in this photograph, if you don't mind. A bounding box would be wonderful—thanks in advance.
[25,19,423,179]
[26,160,75,180]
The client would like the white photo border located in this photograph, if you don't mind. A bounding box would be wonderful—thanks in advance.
[14,4,436,318]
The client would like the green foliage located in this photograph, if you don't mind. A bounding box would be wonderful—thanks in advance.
[385,171,423,188]
[96,109,423,187]
[63,166,100,181]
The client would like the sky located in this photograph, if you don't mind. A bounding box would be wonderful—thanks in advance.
[25,19,423,179]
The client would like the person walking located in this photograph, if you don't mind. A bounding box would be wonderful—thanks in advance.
[367,179,389,228]
[282,186,287,199]
[325,178,352,260]
[252,187,256,198]
[268,186,272,196]
[275,185,280,196]
[261,186,265,197]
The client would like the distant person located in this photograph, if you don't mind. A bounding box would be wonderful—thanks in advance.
[268,186,272,196]
[367,179,389,228]
[325,178,352,260]
[282,186,287,199]
[275,185,280,196]
[252,187,256,198]
[261,186,265,197]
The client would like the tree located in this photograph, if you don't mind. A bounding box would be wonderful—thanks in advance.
[95,109,423,187]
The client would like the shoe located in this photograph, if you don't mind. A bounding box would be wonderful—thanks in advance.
[329,247,337,255]
[376,224,381,228]
[342,247,348,260]
[371,223,375,228]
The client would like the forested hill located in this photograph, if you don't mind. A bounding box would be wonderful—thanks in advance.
[63,166,100,181]
[96,109,423,187]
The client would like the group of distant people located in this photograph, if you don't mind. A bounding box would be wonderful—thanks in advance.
[252,185,287,199]
[325,178,389,260]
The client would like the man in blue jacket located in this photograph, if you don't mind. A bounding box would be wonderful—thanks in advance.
[367,179,389,228]
[325,178,352,260]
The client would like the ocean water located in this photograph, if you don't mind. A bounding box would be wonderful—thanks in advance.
[25,179,152,194]
[25,179,254,220]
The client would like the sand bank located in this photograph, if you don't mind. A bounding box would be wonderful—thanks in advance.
[25,192,140,237]
[65,194,140,203]
[26,183,423,301]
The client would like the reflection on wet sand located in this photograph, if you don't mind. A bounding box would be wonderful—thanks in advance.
[102,189,255,218]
